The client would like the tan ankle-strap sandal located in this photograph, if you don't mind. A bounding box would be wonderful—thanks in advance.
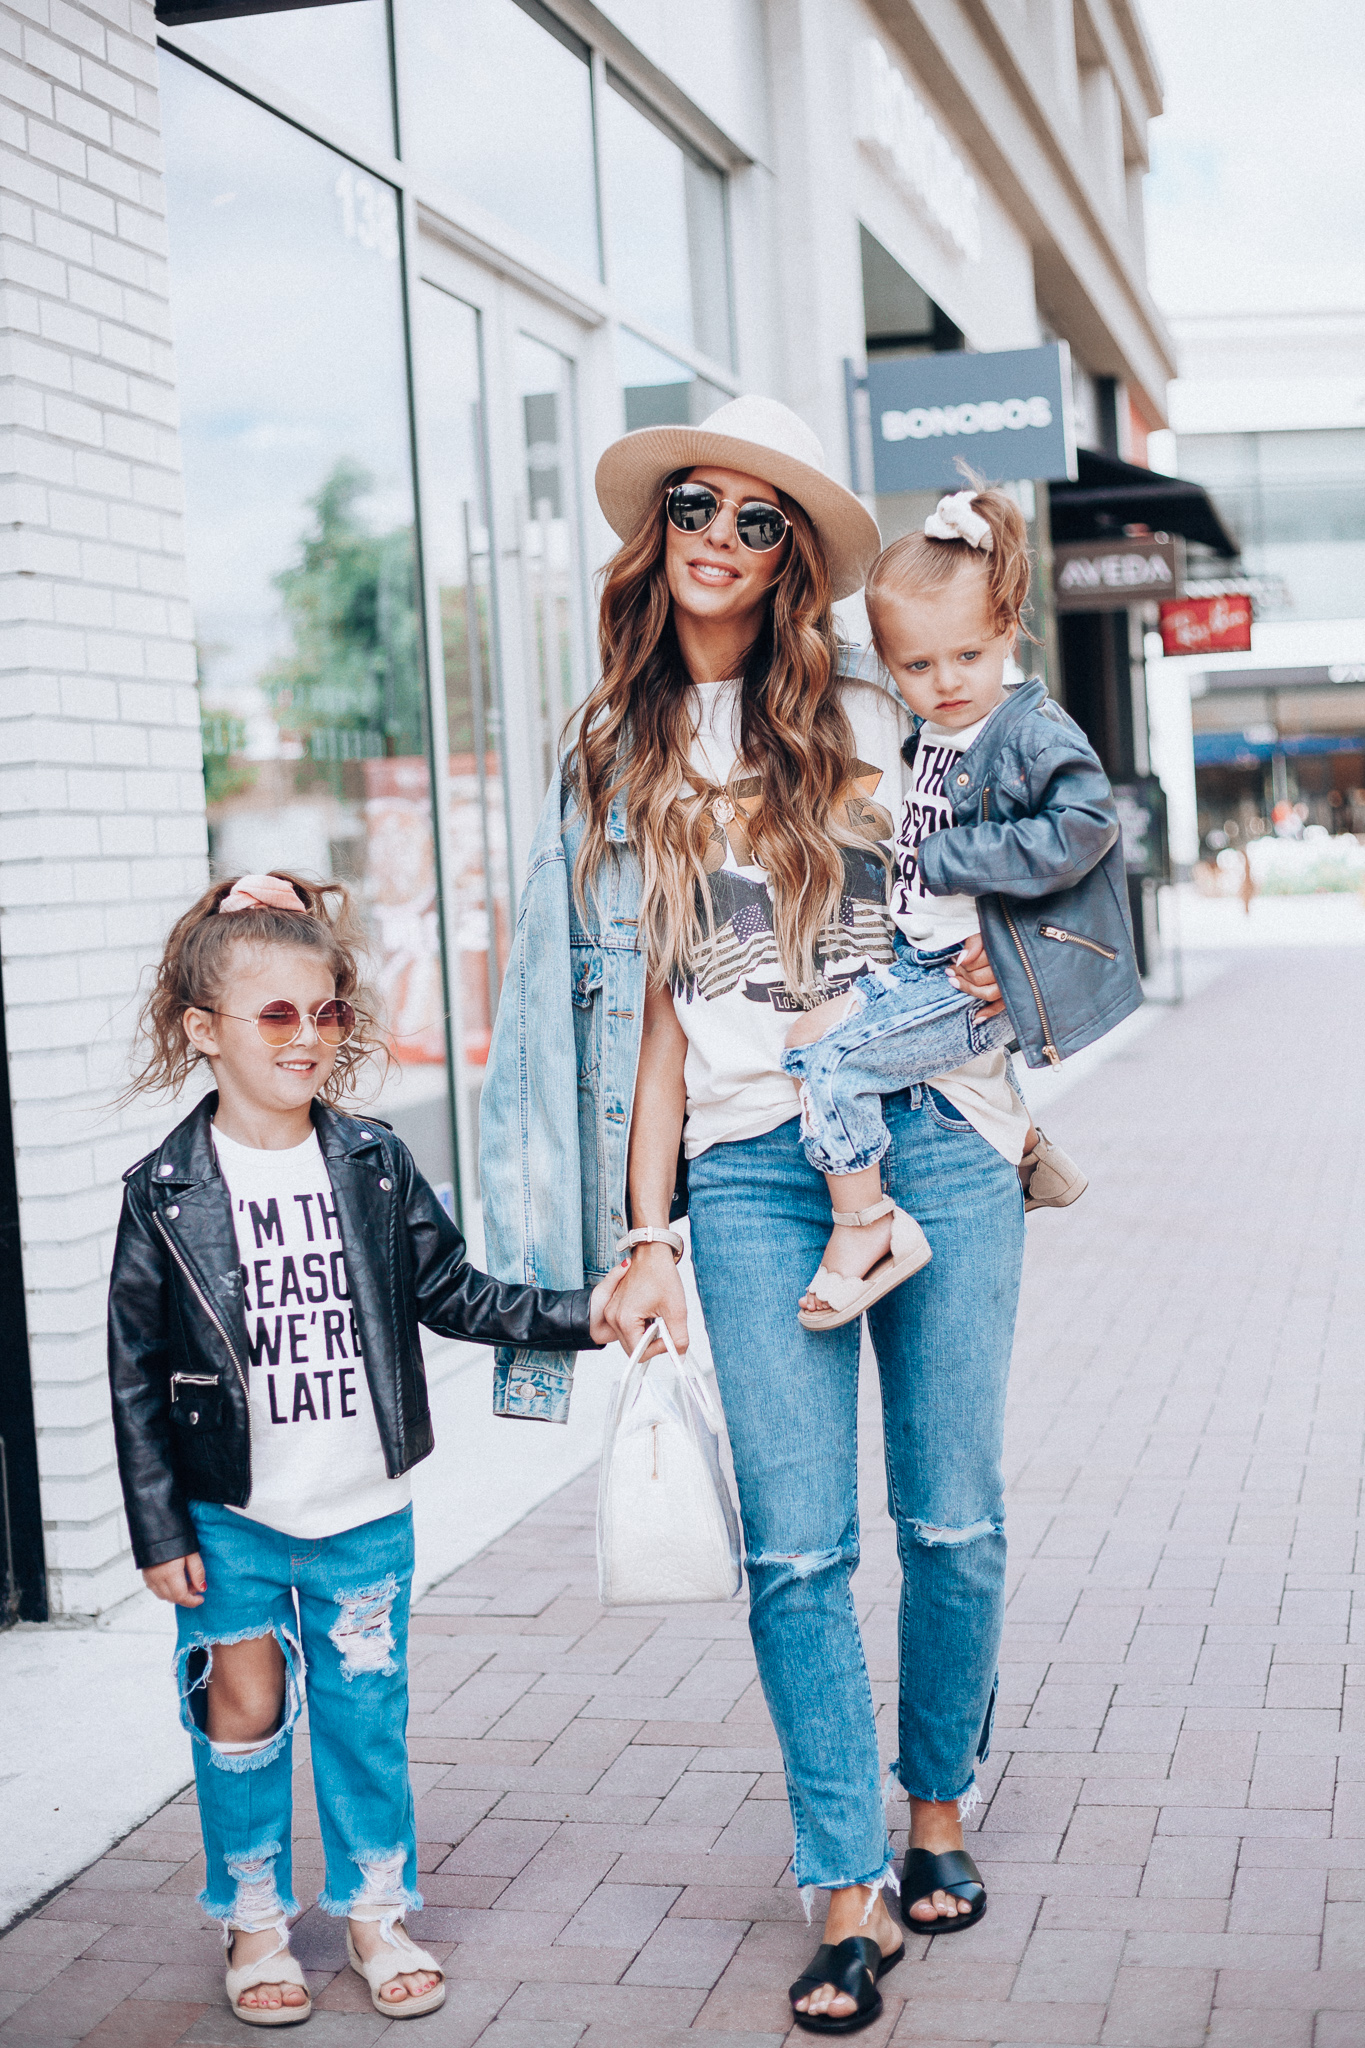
[224,1927,311,2028]
[1021,1129,1088,1212]
[346,1922,446,2018]
[798,1196,932,1332]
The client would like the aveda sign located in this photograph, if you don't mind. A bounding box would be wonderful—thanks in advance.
[855,39,982,264]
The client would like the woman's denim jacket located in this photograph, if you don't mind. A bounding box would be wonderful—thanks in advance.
[478,670,1142,1423]
[479,767,646,1424]
[479,655,904,1425]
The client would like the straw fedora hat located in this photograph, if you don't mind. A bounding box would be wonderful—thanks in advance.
[594,393,881,602]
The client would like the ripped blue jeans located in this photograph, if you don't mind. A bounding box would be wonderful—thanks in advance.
[688,1090,1024,1894]
[781,935,1016,1177]
[176,1501,418,1934]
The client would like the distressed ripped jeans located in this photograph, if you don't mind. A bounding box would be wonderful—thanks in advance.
[176,1501,418,1935]
[781,935,1016,1177]
[688,1092,1024,1893]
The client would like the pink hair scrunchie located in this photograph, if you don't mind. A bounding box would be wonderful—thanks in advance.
[218,873,309,915]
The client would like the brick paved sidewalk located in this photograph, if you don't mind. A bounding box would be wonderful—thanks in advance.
[3,948,1363,2047]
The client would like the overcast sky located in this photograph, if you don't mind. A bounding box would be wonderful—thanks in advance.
[1140,0,1365,321]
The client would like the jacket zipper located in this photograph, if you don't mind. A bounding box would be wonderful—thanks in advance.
[154,1213,249,1397]
[983,786,1062,1067]
[1037,923,1118,961]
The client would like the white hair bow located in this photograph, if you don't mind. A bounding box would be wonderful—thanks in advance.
[924,491,992,552]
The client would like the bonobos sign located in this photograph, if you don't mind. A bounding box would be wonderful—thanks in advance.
[865,343,1076,493]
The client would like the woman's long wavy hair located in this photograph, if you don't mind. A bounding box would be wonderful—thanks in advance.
[569,472,864,994]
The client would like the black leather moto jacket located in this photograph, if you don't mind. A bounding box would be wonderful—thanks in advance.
[107,1094,596,1568]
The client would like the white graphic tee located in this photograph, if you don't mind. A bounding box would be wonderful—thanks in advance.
[891,707,1002,949]
[212,1125,411,1539]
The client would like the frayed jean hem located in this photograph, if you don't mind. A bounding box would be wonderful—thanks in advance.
[885,1758,982,1821]
[796,1856,900,1924]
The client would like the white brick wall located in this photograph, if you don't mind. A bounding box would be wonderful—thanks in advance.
[0,0,206,1616]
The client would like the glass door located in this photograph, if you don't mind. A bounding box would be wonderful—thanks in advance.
[414,244,594,1242]
[514,333,590,794]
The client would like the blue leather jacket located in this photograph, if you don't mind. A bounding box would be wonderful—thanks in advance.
[915,677,1143,1067]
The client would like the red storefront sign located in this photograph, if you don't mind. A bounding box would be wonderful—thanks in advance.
[1158,593,1253,656]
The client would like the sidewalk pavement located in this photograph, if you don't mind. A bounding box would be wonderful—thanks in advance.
[0,1337,621,1931]
[2,940,1363,2047]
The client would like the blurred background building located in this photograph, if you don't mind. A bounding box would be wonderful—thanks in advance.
[0,0,1192,1621]
[1157,312,1365,848]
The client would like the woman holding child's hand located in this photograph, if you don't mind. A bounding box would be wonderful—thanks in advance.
[480,397,1045,2034]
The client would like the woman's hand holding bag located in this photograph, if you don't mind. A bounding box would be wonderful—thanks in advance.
[597,1317,743,1607]
[600,1236,690,1361]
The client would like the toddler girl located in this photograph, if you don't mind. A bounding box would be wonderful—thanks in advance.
[782,486,1142,1328]
[108,873,624,2025]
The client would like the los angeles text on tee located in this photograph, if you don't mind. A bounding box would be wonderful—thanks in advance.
[212,1124,411,1538]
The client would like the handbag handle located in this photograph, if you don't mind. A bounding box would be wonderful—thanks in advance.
[623,1317,723,1431]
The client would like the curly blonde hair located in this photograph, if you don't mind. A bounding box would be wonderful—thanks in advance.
[128,872,388,1104]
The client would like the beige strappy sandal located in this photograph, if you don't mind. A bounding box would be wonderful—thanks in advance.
[1021,1129,1088,1212]
[224,1927,312,2028]
[346,1922,446,2019]
[797,1195,933,1332]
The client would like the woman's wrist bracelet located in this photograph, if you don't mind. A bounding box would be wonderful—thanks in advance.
[616,1226,685,1263]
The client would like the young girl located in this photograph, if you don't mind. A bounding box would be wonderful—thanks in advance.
[108,872,624,2026]
[781,486,1142,1328]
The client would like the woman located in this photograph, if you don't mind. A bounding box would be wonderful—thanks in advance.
[479,396,1029,2034]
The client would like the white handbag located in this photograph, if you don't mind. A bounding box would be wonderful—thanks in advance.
[597,1318,743,1608]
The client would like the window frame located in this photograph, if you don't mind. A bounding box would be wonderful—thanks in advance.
[154,1,748,1226]
[157,0,744,400]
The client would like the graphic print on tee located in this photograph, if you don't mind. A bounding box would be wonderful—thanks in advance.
[212,1125,409,1539]
[237,1182,365,1433]
[677,763,897,1010]
[893,737,962,915]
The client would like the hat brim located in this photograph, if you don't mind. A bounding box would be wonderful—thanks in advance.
[595,424,881,602]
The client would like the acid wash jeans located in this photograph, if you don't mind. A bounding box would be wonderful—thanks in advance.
[781,936,1016,1176]
[175,1502,419,1937]
[687,1087,1025,1896]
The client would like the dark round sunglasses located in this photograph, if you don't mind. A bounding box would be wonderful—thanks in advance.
[664,482,790,554]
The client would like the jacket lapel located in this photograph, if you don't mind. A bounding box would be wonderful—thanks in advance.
[146,1095,251,1376]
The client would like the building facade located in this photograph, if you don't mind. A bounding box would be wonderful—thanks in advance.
[1150,312,1365,850]
[0,0,1172,1620]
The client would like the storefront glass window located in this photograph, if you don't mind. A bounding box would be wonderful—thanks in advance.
[618,328,729,432]
[188,0,396,160]
[515,334,590,794]
[160,52,455,1201]
[416,282,510,1199]
[1178,428,1365,623]
[395,0,600,280]
[601,78,731,366]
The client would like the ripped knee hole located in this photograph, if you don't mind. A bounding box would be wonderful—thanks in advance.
[905,1515,1002,1548]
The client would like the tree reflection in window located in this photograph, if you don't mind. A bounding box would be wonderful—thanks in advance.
[264,460,420,770]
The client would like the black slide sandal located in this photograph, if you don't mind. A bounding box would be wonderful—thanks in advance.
[788,1934,906,2036]
[899,1846,987,1934]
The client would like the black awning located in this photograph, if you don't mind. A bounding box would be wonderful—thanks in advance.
[156,2,356,23]
[1049,448,1239,559]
